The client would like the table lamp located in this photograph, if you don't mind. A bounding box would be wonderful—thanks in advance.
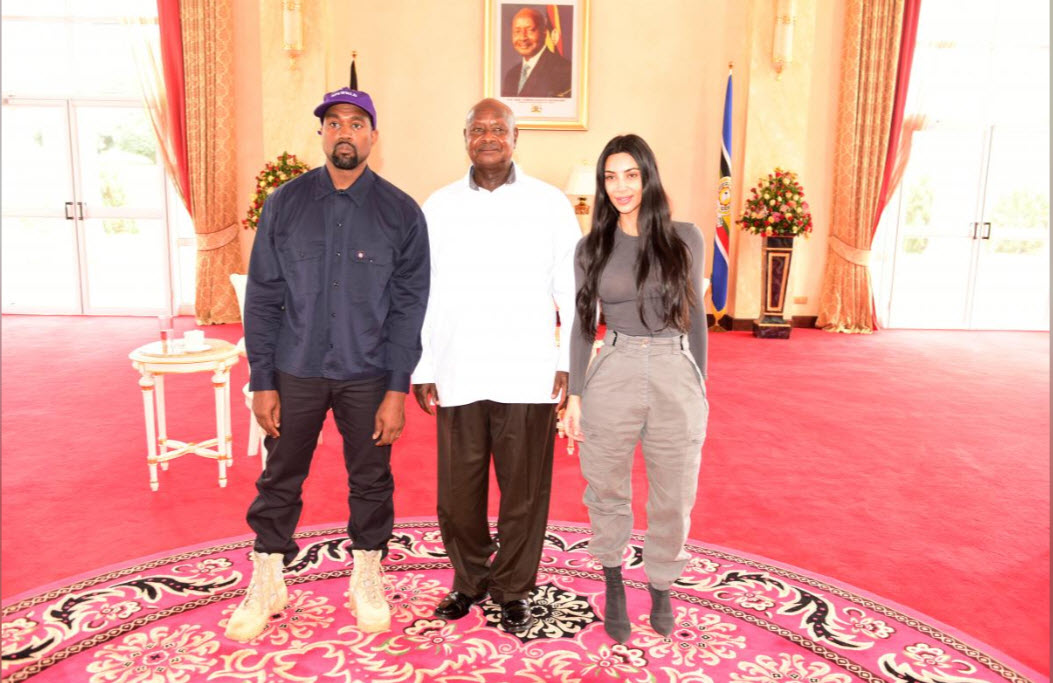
[564,162,595,234]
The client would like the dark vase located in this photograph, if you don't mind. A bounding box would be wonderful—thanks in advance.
[752,235,795,339]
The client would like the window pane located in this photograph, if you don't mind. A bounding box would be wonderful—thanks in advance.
[82,218,166,310]
[177,243,197,309]
[167,177,194,238]
[1,0,71,17]
[75,106,162,212]
[70,21,148,98]
[67,0,157,20]
[1,217,79,312]
[1,104,73,212]
[1,19,73,96]
[1,16,156,98]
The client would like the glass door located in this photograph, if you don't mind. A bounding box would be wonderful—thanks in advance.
[72,101,172,314]
[883,126,988,329]
[1,3,194,317]
[970,126,1049,330]
[873,0,1049,331]
[0,100,82,313]
[1,98,174,315]
[882,126,1049,330]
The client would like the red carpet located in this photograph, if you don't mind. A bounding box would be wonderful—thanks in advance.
[0,315,1049,676]
[3,520,1044,682]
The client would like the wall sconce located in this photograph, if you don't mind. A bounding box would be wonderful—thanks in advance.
[283,0,303,68]
[773,0,796,78]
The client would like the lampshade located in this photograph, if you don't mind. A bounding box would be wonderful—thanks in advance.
[564,162,595,198]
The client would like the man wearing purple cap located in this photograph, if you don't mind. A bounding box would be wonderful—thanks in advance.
[225,88,430,642]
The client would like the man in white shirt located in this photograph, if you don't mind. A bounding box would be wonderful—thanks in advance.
[411,98,579,634]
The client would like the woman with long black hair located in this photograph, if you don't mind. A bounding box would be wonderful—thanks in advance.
[563,134,709,643]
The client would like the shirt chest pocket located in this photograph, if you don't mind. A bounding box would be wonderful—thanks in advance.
[347,245,395,303]
[278,243,325,295]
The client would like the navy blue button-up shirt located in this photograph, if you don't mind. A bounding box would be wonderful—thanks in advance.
[244,166,430,393]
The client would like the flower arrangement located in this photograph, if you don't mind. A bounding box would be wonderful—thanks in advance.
[737,168,813,238]
[243,152,311,230]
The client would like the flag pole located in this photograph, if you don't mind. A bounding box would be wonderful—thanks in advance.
[709,63,734,332]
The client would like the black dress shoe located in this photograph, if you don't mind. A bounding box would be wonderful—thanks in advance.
[434,590,486,620]
[499,599,535,633]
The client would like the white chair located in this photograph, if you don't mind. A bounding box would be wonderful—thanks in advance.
[229,273,323,471]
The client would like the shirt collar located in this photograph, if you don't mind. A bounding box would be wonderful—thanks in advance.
[314,165,376,204]
[521,48,544,71]
[467,162,517,191]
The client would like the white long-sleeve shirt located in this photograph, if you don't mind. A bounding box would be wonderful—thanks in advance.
[411,164,580,407]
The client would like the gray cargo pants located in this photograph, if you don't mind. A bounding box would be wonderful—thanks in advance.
[578,329,708,590]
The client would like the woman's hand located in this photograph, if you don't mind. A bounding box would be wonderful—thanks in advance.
[563,395,585,444]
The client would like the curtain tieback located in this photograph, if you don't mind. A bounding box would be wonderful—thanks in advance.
[196,223,240,251]
[830,235,871,266]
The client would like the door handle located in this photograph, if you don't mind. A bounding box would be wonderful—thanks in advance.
[981,222,991,239]
[64,201,75,220]
[76,202,86,220]
[971,221,979,239]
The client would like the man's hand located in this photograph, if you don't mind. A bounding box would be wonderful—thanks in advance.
[373,390,406,445]
[252,390,281,438]
[412,383,440,416]
[551,371,569,411]
[562,395,584,444]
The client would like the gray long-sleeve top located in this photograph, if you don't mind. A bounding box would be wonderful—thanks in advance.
[568,221,708,395]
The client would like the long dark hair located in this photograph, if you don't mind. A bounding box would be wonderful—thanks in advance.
[575,134,696,340]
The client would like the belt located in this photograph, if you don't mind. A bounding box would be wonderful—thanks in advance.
[604,329,689,351]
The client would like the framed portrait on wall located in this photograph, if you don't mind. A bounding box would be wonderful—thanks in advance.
[484,0,590,130]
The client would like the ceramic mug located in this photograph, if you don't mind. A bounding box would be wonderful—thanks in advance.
[183,329,205,348]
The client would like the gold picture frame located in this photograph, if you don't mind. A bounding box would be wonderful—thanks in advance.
[484,0,590,130]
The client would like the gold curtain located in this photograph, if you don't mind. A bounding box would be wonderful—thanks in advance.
[181,0,242,324]
[816,0,904,333]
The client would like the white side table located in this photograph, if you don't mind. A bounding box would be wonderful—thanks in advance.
[129,338,240,491]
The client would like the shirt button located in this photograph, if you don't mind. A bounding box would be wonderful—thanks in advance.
[332,281,338,287]
[336,251,341,256]
[331,312,336,317]
[329,343,334,349]
[357,251,365,259]
[337,223,342,227]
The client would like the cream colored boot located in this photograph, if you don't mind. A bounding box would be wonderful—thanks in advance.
[348,549,391,632]
[224,551,288,642]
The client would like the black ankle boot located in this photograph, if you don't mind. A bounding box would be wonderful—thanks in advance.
[648,584,673,636]
[602,565,631,643]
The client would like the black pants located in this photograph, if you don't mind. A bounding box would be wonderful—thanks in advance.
[436,401,556,604]
[248,371,393,564]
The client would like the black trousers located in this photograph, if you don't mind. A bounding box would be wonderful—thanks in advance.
[436,400,556,604]
[247,371,393,564]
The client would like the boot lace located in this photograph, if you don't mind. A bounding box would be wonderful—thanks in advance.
[242,553,279,609]
[355,554,387,608]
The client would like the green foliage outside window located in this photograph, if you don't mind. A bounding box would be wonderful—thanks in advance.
[990,190,1048,254]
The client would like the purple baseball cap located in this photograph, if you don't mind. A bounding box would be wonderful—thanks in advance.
[313,88,377,129]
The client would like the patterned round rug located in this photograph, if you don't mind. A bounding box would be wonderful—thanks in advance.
[2,520,1041,683]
